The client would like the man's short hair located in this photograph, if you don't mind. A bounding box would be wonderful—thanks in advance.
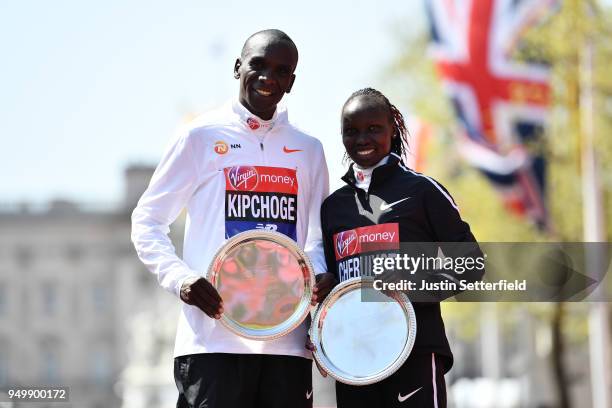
[241,29,298,60]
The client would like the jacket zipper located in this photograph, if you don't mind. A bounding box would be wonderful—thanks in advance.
[258,136,266,164]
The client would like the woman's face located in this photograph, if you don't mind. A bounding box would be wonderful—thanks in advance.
[342,96,395,168]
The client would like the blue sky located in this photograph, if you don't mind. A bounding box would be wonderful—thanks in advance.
[0,0,422,205]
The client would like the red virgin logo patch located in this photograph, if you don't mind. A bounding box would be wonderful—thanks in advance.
[246,117,260,130]
[336,230,358,259]
[227,166,259,191]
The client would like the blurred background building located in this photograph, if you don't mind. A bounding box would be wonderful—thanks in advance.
[0,165,174,408]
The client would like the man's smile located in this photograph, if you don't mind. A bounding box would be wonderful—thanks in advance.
[254,88,273,97]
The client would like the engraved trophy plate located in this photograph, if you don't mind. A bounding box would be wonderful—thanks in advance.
[310,277,417,385]
[207,230,315,340]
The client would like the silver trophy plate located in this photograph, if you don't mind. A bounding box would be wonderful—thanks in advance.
[310,277,417,385]
[207,230,315,340]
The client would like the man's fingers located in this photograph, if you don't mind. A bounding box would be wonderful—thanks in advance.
[191,283,219,304]
[203,283,223,303]
[190,291,217,318]
[192,280,224,308]
[194,279,223,303]
[190,290,223,319]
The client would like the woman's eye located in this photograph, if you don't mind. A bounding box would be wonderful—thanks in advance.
[369,125,381,132]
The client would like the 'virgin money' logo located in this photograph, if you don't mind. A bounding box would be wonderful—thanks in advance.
[336,230,358,258]
[246,117,260,130]
[228,166,258,191]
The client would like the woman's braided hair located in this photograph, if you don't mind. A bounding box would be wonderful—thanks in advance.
[342,87,410,163]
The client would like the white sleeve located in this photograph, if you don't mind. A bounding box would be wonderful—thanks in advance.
[304,141,329,275]
[131,127,202,297]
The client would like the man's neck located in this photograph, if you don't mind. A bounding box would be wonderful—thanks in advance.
[238,99,275,120]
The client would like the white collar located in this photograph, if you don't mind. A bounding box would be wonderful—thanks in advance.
[232,100,288,133]
[353,156,389,188]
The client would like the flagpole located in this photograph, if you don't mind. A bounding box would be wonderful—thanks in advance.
[579,21,611,408]
[480,303,500,382]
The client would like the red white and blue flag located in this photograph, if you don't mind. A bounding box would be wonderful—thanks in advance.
[426,0,557,228]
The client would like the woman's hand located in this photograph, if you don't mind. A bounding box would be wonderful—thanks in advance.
[311,272,337,305]
[305,335,328,377]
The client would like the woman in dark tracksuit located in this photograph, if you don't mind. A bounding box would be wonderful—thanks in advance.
[320,88,483,408]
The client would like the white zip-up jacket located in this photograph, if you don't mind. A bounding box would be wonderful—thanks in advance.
[131,100,329,358]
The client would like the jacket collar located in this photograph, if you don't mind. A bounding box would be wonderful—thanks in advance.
[231,100,288,133]
[341,152,403,190]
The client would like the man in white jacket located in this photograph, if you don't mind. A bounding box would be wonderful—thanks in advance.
[131,29,335,408]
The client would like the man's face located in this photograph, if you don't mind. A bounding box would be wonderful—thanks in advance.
[234,37,297,120]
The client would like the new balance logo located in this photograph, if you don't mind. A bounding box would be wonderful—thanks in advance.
[255,223,278,231]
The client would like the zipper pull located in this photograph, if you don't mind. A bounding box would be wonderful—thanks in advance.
[260,142,264,151]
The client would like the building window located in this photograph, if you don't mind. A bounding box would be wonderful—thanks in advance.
[41,283,57,317]
[15,246,33,268]
[0,284,6,316]
[41,348,60,384]
[0,345,7,386]
[92,285,110,314]
[65,245,83,263]
[92,349,112,385]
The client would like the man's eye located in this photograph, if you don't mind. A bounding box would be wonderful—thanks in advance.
[369,125,381,132]
[344,128,357,136]
[250,60,263,69]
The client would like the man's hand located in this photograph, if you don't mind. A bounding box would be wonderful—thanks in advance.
[311,273,337,305]
[180,276,224,319]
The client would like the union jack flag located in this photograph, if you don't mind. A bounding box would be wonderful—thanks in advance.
[426,0,558,229]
